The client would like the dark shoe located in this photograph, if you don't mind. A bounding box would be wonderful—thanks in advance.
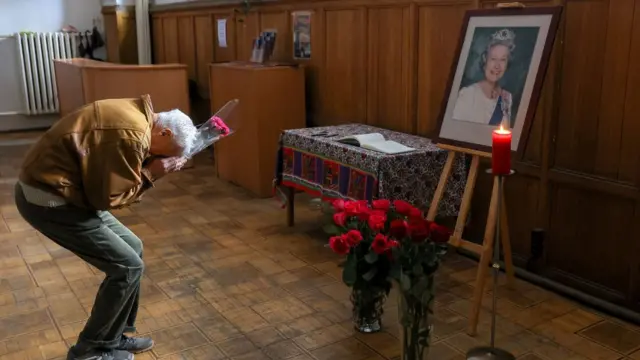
[66,346,133,360]
[117,335,154,354]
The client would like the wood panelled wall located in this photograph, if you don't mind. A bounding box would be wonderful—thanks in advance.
[150,0,640,314]
[102,6,139,64]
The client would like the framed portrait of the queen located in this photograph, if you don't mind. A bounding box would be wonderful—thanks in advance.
[435,7,562,155]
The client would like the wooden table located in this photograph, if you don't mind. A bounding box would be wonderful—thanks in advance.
[273,124,468,226]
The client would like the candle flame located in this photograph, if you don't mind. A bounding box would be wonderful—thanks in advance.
[496,125,511,135]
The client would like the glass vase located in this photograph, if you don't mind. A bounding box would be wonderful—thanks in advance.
[397,275,435,360]
[351,287,387,333]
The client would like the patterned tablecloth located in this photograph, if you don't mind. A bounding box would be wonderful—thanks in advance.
[273,124,467,217]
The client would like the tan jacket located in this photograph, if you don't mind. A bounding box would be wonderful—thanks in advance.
[19,95,156,210]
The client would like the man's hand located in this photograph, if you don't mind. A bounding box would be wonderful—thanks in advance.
[145,157,187,180]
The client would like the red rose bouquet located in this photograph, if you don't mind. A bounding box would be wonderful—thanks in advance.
[324,199,395,333]
[323,198,451,342]
[384,200,450,360]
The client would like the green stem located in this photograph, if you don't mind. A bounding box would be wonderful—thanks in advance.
[405,325,411,360]
[402,297,419,360]
[411,307,419,359]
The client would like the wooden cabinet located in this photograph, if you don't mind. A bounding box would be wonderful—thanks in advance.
[210,62,305,198]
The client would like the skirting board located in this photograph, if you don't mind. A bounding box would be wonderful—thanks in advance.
[0,114,57,132]
[456,247,640,325]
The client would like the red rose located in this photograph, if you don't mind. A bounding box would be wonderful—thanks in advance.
[357,207,371,221]
[393,200,416,216]
[332,199,345,211]
[353,200,370,220]
[345,230,363,246]
[408,219,430,243]
[389,219,408,239]
[344,201,362,216]
[408,207,422,220]
[384,240,399,261]
[370,209,385,216]
[430,223,452,244]
[372,199,390,211]
[367,211,387,232]
[329,236,350,255]
[333,212,347,226]
[371,234,389,254]
[211,116,230,136]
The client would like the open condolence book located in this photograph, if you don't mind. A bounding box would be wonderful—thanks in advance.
[336,133,415,154]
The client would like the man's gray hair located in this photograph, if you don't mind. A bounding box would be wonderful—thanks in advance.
[155,109,198,156]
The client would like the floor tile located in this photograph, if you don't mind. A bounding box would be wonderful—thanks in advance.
[0,309,55,340]
[150,323,209,357]
[579,320,640,354]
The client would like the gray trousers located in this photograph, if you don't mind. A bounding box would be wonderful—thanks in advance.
[15,183,143,349]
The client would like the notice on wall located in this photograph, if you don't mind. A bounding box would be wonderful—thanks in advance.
[217,19,228,48]
[292,11,312,59]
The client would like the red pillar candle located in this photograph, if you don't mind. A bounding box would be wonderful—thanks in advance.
[491,126,512,175]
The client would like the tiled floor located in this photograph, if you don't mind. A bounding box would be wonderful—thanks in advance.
[1,132,640,360]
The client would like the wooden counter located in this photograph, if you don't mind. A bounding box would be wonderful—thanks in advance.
[210,62,305,197]
[54,58,190,116]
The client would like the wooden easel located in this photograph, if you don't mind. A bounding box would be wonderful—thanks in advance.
[423,0,530,338]
[426,143,515,336]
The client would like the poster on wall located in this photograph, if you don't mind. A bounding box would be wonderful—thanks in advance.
[292,11,311,60]
[435,7,562,155]
[217,19,228,48]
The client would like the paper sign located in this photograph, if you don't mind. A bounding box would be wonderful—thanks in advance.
[292,11,312,59]
[217,19,227,48]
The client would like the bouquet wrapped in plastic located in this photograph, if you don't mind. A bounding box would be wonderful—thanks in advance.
[185,99,239,158]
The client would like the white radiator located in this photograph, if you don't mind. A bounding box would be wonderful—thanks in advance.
[16,32,78,115]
